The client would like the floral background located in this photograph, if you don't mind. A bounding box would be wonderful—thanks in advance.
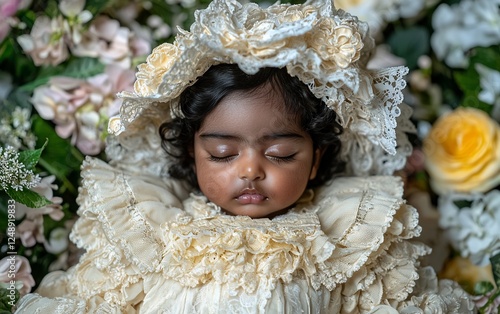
[0,0,499,312]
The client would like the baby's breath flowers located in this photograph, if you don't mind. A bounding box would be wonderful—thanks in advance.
[0,107,36,151]
[0,146,40,192]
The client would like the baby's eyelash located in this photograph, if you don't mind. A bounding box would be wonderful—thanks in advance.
[267,154,296,163]
[208,155,235,163]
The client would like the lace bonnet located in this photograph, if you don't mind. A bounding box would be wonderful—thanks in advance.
[108,0,414,177]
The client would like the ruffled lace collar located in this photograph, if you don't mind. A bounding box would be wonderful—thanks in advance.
[159,193,335,295]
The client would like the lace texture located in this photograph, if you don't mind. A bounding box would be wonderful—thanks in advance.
[14,160,474,313]
[160,212,335,295]
[110,0,413,177]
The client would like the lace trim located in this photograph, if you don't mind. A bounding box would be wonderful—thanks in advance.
[160,212,336,294]
[312,176,424,292]
[14,294,87,314]
[74,157,162,274]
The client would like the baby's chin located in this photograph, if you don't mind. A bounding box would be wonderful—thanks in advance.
[221,205,293,219]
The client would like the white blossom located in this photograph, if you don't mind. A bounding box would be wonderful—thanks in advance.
[59,0,93,45]
[438,190,500,266]
[431,0,500,68]
[476,63,500,121]
[0,107,36,150]
[335,0,429,36]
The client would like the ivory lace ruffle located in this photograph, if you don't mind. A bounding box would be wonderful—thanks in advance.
[161,212,335,295]
[14,159,474,313]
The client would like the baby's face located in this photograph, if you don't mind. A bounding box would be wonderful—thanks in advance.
[193,84,321,218]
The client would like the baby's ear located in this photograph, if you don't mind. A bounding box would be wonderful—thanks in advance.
[309,147,323,180]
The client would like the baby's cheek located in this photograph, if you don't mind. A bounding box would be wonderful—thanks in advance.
[276,168,309,199]
[198,167,231,201]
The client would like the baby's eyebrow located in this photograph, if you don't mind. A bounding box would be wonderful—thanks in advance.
[199,132,305,142]
[198,133,240,141]
[259,133,304,142]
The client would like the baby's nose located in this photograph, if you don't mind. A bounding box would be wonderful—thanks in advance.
[237,153,265,181]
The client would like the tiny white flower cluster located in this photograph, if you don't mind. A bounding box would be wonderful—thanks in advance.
[438,190,500,266]
[0,107,36,151]
[0,146,40,191]
[431,0,500,68]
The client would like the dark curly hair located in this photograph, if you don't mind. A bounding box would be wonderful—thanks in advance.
[159,64,344,189]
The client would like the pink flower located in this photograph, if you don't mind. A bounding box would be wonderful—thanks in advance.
[59,0,93,46]
[473,289,500,314]
[0,0,28,42]
[17,15,69,66]
[15,175,64,247]
[72,15,151,68]
[0,256,35,295]
[31,65,136,155]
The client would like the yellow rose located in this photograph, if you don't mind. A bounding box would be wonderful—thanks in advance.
[134,43,181,96]
[423,107,500,194]
[440,256,494,294]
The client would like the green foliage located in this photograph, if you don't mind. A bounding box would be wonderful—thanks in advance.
[0,287,19,313]
[491,251,500,288]
[388,26,430,70]
[5,188,52,209]
[18,143,46,170]
[20,58,105,92]
[475,281,495,295]
[84,0,114,17]
[32,116,84,194]
[454,46,500,113]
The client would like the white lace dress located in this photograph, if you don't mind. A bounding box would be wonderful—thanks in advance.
[15,157,474,313]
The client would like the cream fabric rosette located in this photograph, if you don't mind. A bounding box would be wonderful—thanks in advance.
[423,107,500,194]
[110,0,414,178]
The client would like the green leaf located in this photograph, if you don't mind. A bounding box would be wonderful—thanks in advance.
[32,116,83,175]
[490,251,500,287]
[6,88,32,110]
[454,69,480,95]
[19,57,105,92]
[453,46,500,113]
[84,0,114,16]
[32,116,83,194]
[61,57,105,79]
[5,188,52,208]
[387,26,430,70]
[18,65,65,92]
[0,38,14,64]
[18,140,47,170]
[470,46,500,70]
[0,287,19,313]
[474,281,495,295]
